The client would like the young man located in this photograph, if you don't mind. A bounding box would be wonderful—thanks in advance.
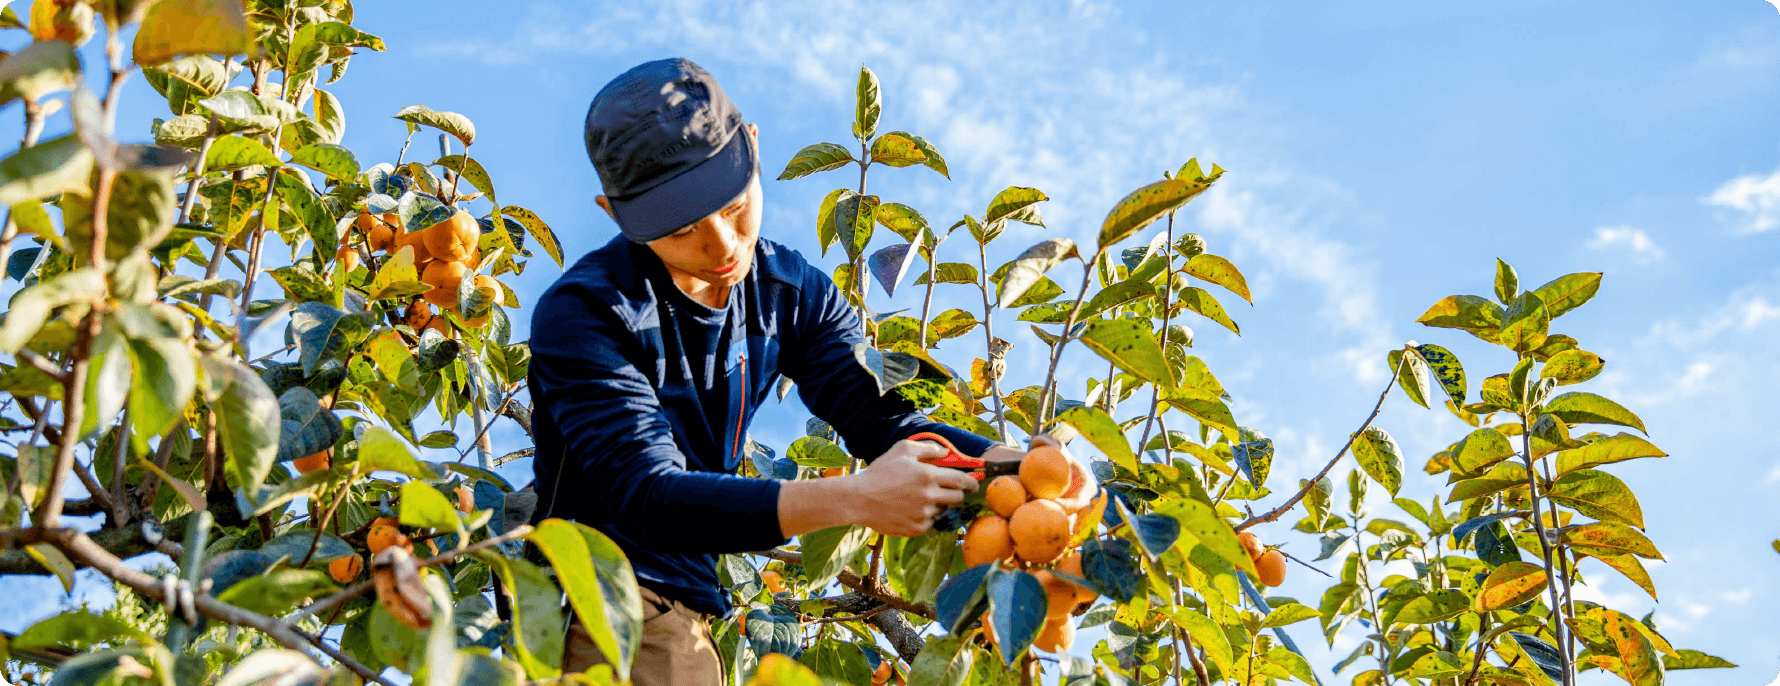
[528,58,1085,683]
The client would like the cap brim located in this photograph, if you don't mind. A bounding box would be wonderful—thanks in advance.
[607,130,758,243]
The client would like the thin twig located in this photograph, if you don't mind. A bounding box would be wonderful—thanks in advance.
[1236,351,1401,532]
[806,603,892,626]
[1035,246,1104,428]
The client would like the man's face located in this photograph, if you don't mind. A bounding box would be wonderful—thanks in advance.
[645,171,762,293]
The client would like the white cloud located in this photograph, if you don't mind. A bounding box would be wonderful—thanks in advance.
[1705,166,1780,234]
[1586,225,1665,264]
[453,0,1395,384]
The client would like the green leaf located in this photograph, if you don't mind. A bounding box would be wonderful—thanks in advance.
[1411,651,1466,679]
[433,155,494,205]
[290,142,358,181]
[853,66,880,142]
[366,245,427,301]
[785,436,849,468]
[1168,609,1233,675]
[892,530,958,607]
[1541,349,1604,386]
[24,543,74,593]
[132,0,254,66]
[0,135,94,207]
[1177,286,1238,334]
[1183,254,1251,303]
[1154,498,1256,574]
[1555,433,1665,476]
[907,635,973,686]
[200,356,280,503]
[869,132,926,167]
[205,135,283,170]
[1079,279,1156,319]
[800,525,870,590]
[834,192,879,261]
[884,130,949,178]
[1474,561,1546,611]
[995,238,1078,308]
[1494,258,1519,304]
[0,267,104,353]
[1265,647,1317,685]
[14,610,150,651]
[1663,649,1737,670]
[1544,392,1646,432]
[1564,522,1662,560]
[1397,589,1472,624]
[814,188,847,257]
[1531,272,1602,319]
[1259,602,1322,628]
[1098,177,1213,248]
[1389,348,1432,409]
[1415,295,1503,341]
[1453,427,1516,474]
[1498,291,1549,353]
[355,425,429,478]
[198,90,301,132]
[1057,405,1135,474]
[500,206,560,268]
[256,529,353,566]
[399,479,461,534]
[1351,426,1404,496]
[874,202,930,243]
[1448,462,1526,502]
[799,641,873,685]
[1415,343,1467,405]
[0,39,78,104]
[395,104,475,146]
[528,519,642,681]
[291,301,370,376]
[1078,318,1173,389]
[983,186,1048,227]
[777,142,853,180]
[1547,468,1644,528]
[286,21,385,74]
[985,568,1046,666]
[275,386,342,463]
[216,568,338,616]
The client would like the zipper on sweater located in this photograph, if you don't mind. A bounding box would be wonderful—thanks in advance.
[729,353,747,461]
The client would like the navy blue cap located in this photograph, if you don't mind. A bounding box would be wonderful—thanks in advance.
[584,58,758,243]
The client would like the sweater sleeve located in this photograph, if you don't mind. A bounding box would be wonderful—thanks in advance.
[530,288,787,554]
[783,262,999,462]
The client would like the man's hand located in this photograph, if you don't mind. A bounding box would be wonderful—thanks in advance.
[850,440,982,536]
[777,439,980,538]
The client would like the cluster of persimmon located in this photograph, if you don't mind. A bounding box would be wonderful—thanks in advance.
[962,444,1104,654]
[319,483,478,629]
[343,210,498,336]
[1238,531,1287,587]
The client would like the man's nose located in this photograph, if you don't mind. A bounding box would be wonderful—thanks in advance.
[706,218,740,259]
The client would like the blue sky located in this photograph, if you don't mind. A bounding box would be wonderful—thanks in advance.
[6,1,1780,684]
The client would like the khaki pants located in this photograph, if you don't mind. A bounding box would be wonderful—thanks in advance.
[562,585,721,685]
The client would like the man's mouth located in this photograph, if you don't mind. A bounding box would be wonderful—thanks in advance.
[710,260,740,275]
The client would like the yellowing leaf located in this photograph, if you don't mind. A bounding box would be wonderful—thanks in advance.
[1182,254,1251,303]
[133,0,254,66]
[1474,561,1547,611]
[1555,433,1665,476]
[1099,177,1212,248]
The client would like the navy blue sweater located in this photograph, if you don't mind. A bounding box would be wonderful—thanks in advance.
[528,235,995,616]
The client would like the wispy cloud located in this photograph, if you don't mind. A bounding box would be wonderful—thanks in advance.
[446,0,1395,384]
[1586,225,1665,264]
[1705,166,1780,234]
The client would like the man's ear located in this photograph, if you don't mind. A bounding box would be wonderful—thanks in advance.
[595,195,616,221]
[747,122,758,139]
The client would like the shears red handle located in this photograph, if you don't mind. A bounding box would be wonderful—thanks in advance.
[907,432,1019,481]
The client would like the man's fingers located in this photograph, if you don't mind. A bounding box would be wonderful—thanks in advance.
[931,487,967,507]
[901,439,949,461]
[930,465,980,493]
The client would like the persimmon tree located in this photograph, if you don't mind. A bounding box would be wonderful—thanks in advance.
[0,3,1741,686]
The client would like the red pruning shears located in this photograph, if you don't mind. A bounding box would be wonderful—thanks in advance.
[908,432,1019,481]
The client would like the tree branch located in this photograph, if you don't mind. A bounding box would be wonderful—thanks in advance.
[752,548,934,620]
[498,400,532,438]
[289,524,534,624]
[1236,355,1399,532]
